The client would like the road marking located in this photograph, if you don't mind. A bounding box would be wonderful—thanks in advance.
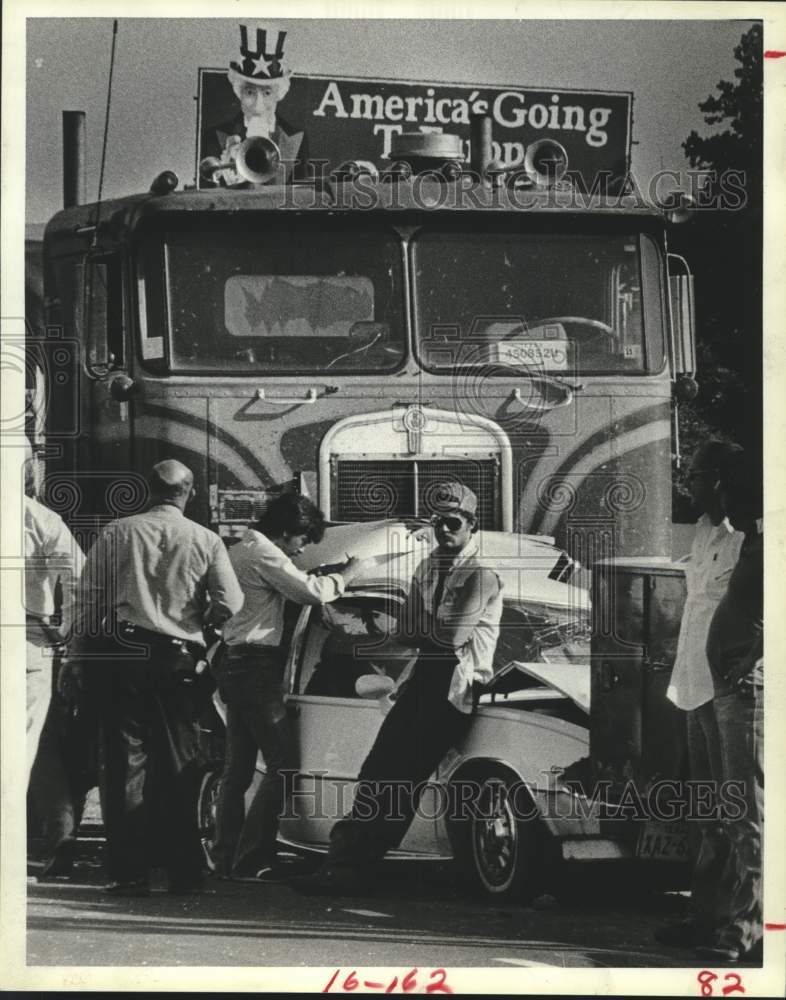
[340,908,394,919]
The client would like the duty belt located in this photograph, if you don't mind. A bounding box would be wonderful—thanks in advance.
[117,621,206,674]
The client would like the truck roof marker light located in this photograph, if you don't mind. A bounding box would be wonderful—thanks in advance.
[380,160,413,183]
[149,171,179,196]
[660,191,696,224]
[330,159,379,183]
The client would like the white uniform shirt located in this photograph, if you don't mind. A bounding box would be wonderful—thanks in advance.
[24,496,84,639]
[667,514,744,710]
[74,504,243,645]
[223,529,346,648]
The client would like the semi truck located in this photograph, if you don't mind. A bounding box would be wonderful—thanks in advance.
[22,103,698,886]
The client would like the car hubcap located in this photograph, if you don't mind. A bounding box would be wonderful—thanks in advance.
[473,779,517,888]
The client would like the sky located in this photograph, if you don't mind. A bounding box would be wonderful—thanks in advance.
[22,15,755,225]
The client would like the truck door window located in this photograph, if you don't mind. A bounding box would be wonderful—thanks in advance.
[413,230,651,375]
[159,221,405,374]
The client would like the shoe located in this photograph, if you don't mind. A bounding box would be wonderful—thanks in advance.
[38,841,76,880]
[694,939,763,965]
[292,862,370,896]
[654,919,716,948]
[104,880,150,898]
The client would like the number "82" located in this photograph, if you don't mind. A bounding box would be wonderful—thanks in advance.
[698,970,745,996]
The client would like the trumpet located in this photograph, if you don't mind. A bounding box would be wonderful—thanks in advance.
[199,135,282,185]
[523,138,569,187]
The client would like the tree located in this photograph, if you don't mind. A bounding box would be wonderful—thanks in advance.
[670,24,762,518]
[683,23,762,202]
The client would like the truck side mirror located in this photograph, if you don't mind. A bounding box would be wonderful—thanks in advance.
[667,253,696,377]
[76,253,124,379]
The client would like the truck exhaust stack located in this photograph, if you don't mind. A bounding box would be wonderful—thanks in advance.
[62,110,86,208]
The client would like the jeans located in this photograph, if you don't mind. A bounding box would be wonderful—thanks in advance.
[213,647,294,875]
[685,700,734,929]
[713,686,764,951]
[328,656,472,867]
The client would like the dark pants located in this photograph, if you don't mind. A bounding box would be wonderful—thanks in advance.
[213,647,294,875]
[713,685,764,952]
[685,700,733,930]
[95,644,205,885]
[328,656,473,866]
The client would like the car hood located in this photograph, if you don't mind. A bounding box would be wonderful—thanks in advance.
[509,660,591,714]
[295,520,589,613]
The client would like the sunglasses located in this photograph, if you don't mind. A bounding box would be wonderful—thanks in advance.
[431,514,467,532]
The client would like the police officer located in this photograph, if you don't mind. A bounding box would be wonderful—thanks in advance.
[64,460,243,895]
[23,439,84,786]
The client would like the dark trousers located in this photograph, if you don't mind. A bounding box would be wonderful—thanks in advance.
[213,647,294,875]
[95,651,205,885]
[713,686,764,951]
[329,656,472,866]
[685,701,733,930]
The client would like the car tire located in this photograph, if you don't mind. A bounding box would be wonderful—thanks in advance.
[197,762,222,872]
[449,768,546,902]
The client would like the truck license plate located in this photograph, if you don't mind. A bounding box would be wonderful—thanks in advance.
[636,821,689,861]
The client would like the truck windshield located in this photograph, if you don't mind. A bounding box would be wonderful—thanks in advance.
[412,230,649,374]
[162,222,405,373]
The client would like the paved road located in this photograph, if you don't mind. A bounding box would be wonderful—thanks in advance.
[26,835,715,972]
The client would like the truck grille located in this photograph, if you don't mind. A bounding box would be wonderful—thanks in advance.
[332,458,500,528]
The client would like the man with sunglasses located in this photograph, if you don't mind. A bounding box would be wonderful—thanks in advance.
[300,482,503,894]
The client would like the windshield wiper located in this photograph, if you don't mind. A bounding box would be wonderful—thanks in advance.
[532,372,584,394]
[512,373,584,410]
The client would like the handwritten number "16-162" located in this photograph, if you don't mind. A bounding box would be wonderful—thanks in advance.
[697,970,745,996]
[323,967,453,993]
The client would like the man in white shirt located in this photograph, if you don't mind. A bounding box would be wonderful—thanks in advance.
[301,482,503,894]
[656,441,744,948]
[66,459,243,896]
[213,493,365,880]
[24,441,84,784]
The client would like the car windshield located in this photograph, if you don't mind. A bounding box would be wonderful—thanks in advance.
[299,596,417,698]
[297,593,589,702]
[162,222,405,373]
[413,230,647,374]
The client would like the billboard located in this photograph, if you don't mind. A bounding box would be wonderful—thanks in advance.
[196,70,632,189]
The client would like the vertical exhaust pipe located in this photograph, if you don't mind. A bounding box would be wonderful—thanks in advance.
[470,113,493,177]
[62,110,86,208]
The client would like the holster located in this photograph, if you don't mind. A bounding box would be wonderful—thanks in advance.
[118,621,204,684]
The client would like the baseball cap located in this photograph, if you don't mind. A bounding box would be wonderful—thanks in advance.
[430,481,478,518]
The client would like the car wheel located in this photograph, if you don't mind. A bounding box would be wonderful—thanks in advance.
[197,763,222,871]
[452,769,545,901]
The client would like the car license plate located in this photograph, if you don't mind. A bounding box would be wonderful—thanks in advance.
[636,821,689,861]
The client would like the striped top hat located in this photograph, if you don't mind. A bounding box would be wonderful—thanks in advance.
[230,25,289,83]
